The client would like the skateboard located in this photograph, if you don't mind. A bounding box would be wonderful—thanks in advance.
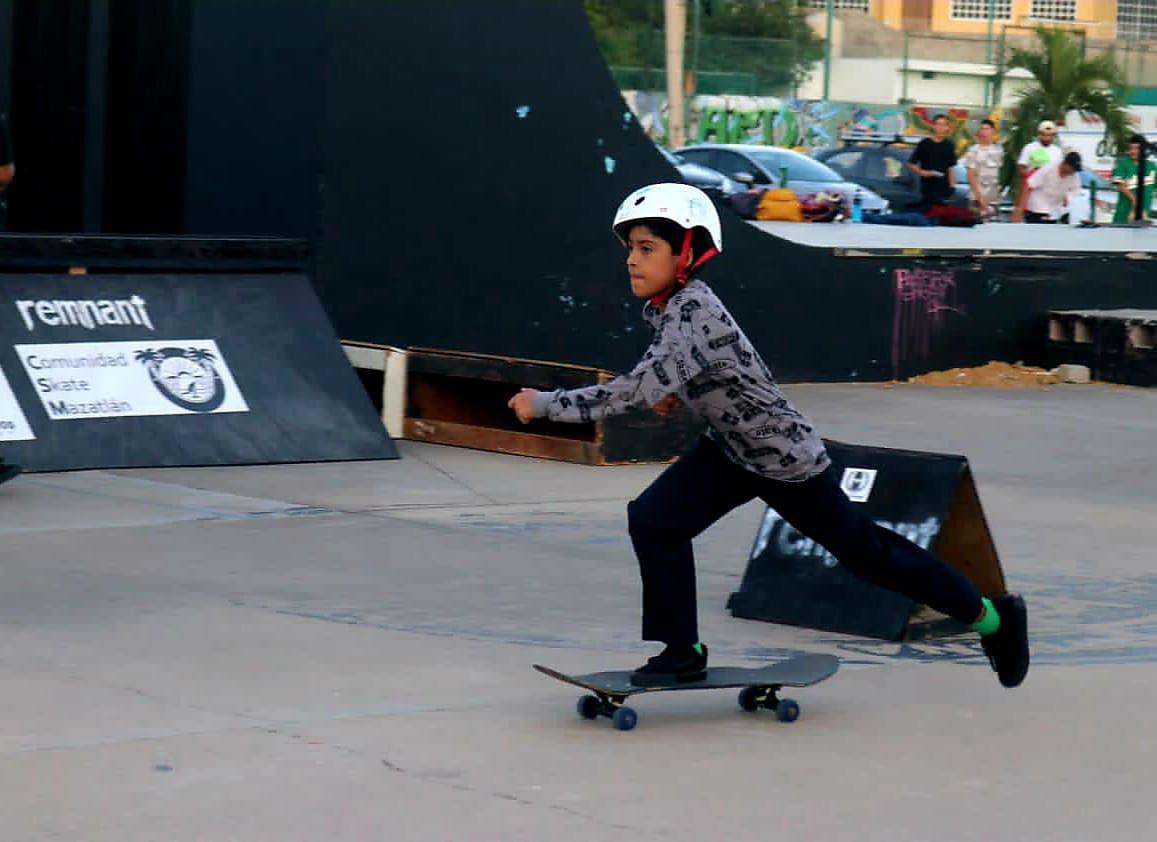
[534,653,838,731]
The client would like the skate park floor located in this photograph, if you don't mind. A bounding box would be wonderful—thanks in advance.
[2,382,1155,841]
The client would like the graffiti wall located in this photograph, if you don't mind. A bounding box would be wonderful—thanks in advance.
[623,91,979,151]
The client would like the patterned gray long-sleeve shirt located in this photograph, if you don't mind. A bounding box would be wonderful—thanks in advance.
[530,279,830,481]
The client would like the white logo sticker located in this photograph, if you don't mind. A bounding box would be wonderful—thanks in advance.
[15,340,249,420]
[0,367,35,441]
[840,467,878,503]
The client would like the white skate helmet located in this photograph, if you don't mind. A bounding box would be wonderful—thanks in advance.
[612,182,723,255]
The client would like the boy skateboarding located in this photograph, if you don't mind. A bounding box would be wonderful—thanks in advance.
[508,183,1029,689]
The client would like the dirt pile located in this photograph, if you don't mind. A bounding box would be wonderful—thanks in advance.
[906,361,1059,388]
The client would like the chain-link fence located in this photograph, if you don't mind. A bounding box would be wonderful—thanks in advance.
[603,27,817,98]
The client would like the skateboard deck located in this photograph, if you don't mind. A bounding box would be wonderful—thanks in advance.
[534,653,838,731]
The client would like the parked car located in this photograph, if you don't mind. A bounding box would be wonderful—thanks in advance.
[674,143,889,212]
[813,134,970,211]
[657,145,743,196]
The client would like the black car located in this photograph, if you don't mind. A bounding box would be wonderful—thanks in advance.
[813,135,971,211]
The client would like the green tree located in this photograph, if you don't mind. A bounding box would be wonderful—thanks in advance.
[1001,26,1130,187]
[585,0,823,94]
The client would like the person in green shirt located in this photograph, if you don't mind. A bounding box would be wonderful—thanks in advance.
[1112,134,1154,223]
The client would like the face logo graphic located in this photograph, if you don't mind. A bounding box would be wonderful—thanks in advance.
[134,347,226,412]
[840,467,878,503]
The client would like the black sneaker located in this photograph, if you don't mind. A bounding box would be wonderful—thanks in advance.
[630,643,708,687]
[980,594,1030,688]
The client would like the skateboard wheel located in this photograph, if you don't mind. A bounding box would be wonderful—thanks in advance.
[576,695,601,720]
[737,687,761,712]
[612,707,638,731]
[776,699,800,723]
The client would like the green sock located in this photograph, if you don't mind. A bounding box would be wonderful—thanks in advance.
[971,597,1001,637]
[692,642,705,656]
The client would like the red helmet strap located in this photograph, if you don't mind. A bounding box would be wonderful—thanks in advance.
[649,228,718,307]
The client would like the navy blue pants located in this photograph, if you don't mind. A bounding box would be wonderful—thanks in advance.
[627,436,983,645]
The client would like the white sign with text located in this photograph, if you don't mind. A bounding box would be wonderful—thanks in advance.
[0,367,35,441]
[15,340,249,420]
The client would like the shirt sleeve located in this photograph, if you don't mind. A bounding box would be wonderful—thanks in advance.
[1017,144,1032,167]
[531,296,711,424]
[908,141,926,168]
[1112,158,1129,184]
[964,147,977,170]
[1027,167,1046,189]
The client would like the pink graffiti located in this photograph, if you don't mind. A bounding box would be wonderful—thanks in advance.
[891,268,965,380]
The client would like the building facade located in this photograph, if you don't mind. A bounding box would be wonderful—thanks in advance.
[809,0,1150,41]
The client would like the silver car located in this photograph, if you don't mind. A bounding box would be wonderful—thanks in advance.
[676,143,889,212]
[657,145,744,196]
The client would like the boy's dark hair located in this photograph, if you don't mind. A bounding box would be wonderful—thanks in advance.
[933,114,949,123]
[624,217,714,261]
[980,119,996,129]
[1063,151,1083,172]
[1129,132,1146,147]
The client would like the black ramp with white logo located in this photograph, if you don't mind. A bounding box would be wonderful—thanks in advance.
[0,272,397,471]
[727,440,1005,641]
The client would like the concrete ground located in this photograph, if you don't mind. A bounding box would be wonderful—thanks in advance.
[2,382,1155,841]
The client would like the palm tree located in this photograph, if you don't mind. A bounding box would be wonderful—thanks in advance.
[1000,26,1130,188]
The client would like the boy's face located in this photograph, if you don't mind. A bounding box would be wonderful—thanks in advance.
[978,123,993,143]
[933,118,950,139]
[625,224,682,299]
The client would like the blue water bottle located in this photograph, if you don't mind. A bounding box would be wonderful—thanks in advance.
[851,189,863,223]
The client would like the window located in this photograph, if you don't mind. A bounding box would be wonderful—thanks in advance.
[1030,0,1076,21]
[1119,0,1157,40]
[808,0,871,10]
[677,148,715,168]
[950,0,1011,20]
[716,151,767,183]
[870,151,912,181]
[745,149,844,183]
[823,150,866,177]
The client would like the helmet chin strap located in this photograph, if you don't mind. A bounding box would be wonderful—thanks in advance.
[649,229,720,307]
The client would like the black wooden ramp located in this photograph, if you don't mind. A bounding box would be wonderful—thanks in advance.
[0,270,397,471]
[728,440,1005,641]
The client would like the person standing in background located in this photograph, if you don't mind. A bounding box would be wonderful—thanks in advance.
[1112,134,1154,224]
[965,119,1003,220]
[1024,152,1083,224]
[906,114,958,207]
[1012,120,1064,223]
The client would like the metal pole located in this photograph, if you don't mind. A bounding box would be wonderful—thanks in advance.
[1136,138,1147,222]
[992,26,1006,108]
[692,0,700,95]
[985,0,996,109]
[823,0,833,101]
[901,31,909,104]
[665,0,687,147]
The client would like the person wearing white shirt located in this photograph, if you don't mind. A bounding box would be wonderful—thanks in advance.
[1024,152,1083,223]
[1012,120,1066,223]
[1017,120,1064,176]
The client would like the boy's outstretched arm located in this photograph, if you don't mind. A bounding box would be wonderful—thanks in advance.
[507,303,709,425]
